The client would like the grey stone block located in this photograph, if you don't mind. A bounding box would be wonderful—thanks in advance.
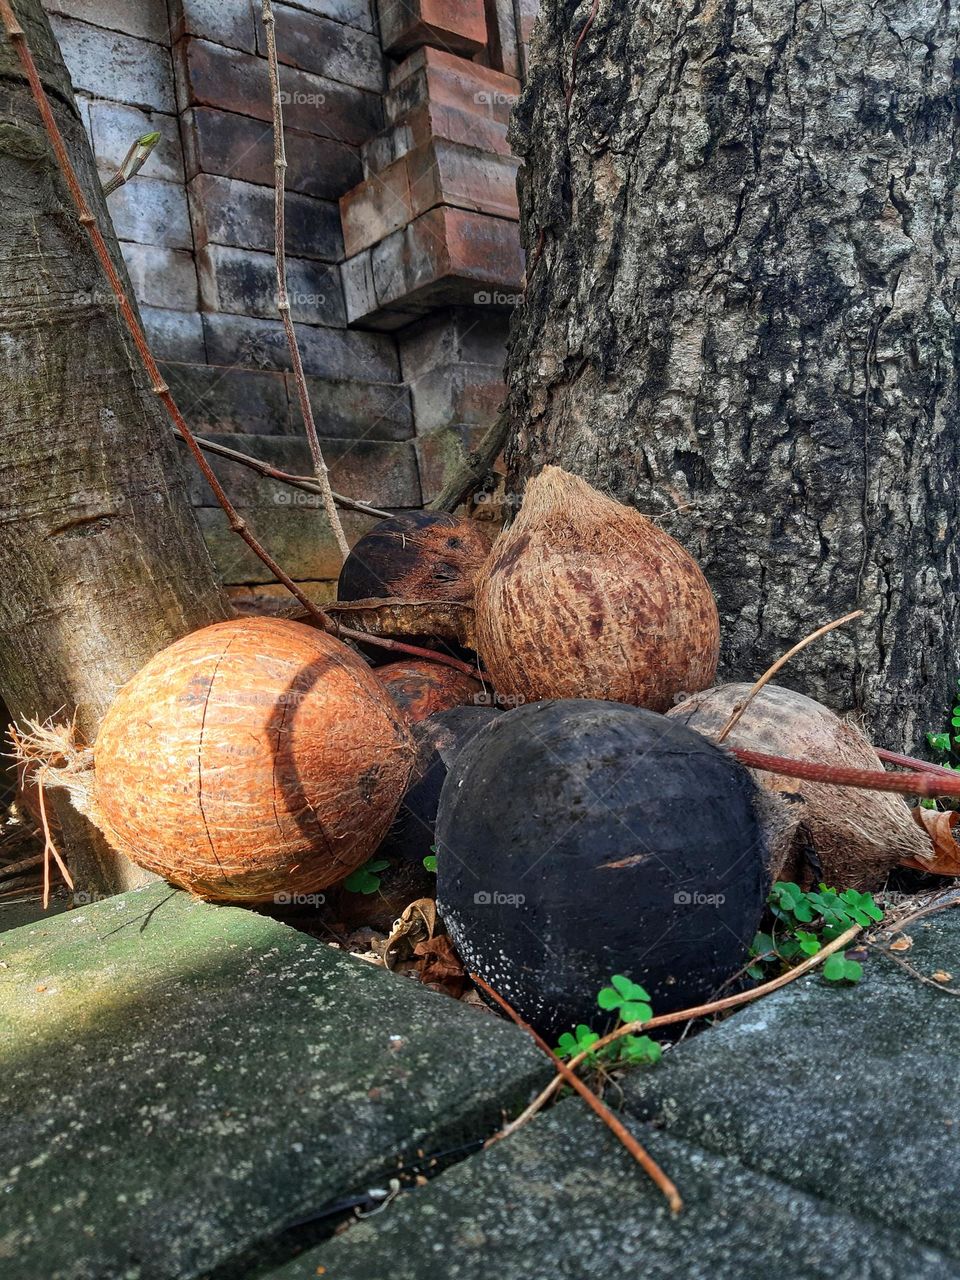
[266,1104,955,1280]
[278,0,374,30]
[162,362,292,435]
[0,885,547,1280]
[50,15,177,111]
[254,2,384,93]
[120,242,198,312]
[197,503,375,579]
[398,307,510,380]
[105,176,193,250]
[202,312,401,383]
[188,174,344,261]
[44,0,172,44]
[188,433,421,508]
[408,363,505,433]
[197,244,346,327]
[180,106,362,200]
[624,911,960,1261]
[85,99,184,184]
[168,0,258,53]
[293,375,414,440]
[141,305,207,363]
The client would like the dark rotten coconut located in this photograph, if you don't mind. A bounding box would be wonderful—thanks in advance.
[376,659,483,724]
[338,511,490,604]
[380,705,501,863]
[436,700,770,1039]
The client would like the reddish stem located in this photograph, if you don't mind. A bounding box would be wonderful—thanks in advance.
[875,747,959,779]
[732,747,960,799]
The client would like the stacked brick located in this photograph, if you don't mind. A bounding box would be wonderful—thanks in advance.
[39,0,541,603]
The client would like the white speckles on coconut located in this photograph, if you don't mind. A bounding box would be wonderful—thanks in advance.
[668,682,933,890]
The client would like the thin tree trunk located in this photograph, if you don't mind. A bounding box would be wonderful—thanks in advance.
[0,0,229,893]
[506,0,960,751]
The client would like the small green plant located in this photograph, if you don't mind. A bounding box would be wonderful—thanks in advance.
[343,857,390,895]
[423,845,437,873]
[555,975,662,1070]
[748,881,883,984]
[926,677,960,771]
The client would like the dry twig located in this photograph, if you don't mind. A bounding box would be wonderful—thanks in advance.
[489,923,862,1144]
[715,610,864,744]
[472,973,683,1214]
[261,0,348,561]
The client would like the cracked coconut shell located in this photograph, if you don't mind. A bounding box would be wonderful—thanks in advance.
[93,618,415,902]
[475,467,720,710]
[668,682,933,890]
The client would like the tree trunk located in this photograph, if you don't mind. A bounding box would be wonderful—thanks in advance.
[0,0,229,893]
[506,0,960,751]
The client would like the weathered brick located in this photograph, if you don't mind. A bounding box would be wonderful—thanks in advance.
[197,505,374,583]
[174,37,382,147]
[142,306,207,363]
[292,376,414,440]
[197,245,345,327]
[162,363,292,435]
[44,0,171,43]
[377,0,487,57]
[107,177,193,250]
[408,363,506,433]
[361,101,510,178]
[85,100,184,184]
[340,250,430,330]
[341,139,519,257]
[387,46,520,128]
[343,205,523,323]
[120,243,198,311]
[202,312,400,382]
[253,4,383,93]
[188,174,343,261]
[398,306,510,380]
[189,435,421,508]
[168,0,258,53]
[181,107,362,199]
[50,16,176,112]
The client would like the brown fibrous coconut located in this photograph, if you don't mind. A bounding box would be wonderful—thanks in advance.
[668,682,933,890]
[91,618,415,902]
[375,660,483,724]
[475,466,720,711]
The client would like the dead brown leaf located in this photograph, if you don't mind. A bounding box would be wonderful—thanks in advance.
[413,934,467,997]
[932,970,954,984]
[889,934,914,952]
[903,808,960,876]
[383,897,437,970]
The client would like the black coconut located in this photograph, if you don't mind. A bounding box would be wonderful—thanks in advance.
[436,700,770,1039]
[337,511,488,604]
[380,706,502,863]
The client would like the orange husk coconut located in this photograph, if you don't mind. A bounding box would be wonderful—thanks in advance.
[376,660,483,724]
[88,618,415,902]
[475,466,720,711]
[668,682,933,890]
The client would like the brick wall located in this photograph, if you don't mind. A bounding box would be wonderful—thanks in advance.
[42,0,537,609]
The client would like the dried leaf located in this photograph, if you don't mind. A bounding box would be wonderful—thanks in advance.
[383,897,437,970]
[889,934,914,953]
[933,971,954,984]
[323,598,478,650]
[413,934,467,997]
[902,808,960,876]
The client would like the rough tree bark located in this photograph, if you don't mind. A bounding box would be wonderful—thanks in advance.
[0,0,228,892]
[506,0,960,750]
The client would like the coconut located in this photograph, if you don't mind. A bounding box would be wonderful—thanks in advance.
[475,467,720,711]
[436,699,770,1039]
[92,618,415,902]
[668,682,932,889]
[338,511,490,605]
[380,705,502,863]
[375,660,483,724]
